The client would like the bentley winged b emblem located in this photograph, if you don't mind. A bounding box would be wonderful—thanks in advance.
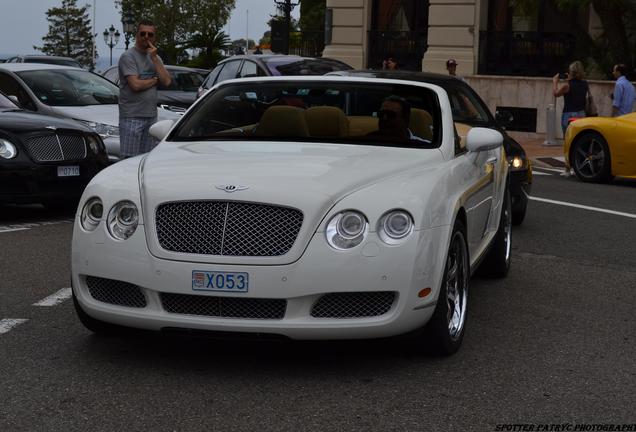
[215,184,249,193]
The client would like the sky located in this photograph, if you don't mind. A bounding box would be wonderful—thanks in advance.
[0,0,298,71]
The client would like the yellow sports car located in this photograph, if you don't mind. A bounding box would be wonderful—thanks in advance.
[564,113,636,182]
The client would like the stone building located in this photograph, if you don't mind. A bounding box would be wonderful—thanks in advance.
[321,0,624,138]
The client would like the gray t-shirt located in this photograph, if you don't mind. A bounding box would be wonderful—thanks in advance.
[118,47,162,118]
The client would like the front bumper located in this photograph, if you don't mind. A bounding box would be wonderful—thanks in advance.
[509,164,532,211]
[71,222,451,340]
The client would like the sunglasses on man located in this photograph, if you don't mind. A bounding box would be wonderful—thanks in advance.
[139,31,155,38]
[378,109,401,120]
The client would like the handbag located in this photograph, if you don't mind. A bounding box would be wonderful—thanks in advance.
[585,88,598,117]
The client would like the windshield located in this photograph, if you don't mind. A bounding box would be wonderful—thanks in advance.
[446,85,491,124]
[0,92,18,109]
[265,58,352,76]
[171,80,441,149]
[160,70,205,92]
[17,69,119,106]
[24,58,82,68]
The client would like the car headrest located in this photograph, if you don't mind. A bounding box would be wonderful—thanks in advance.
[409,108,433,140]
[305,106,349,137]
[255,106,309,137]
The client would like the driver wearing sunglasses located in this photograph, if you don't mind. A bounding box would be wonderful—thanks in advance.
[368,95,428,142]
[117,20,172,158]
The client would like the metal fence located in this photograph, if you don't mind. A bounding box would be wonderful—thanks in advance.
[367,30,428,71]
[478,31,576,77]
[287,31,325,57]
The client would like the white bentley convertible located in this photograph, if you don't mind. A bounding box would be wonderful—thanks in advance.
[71,76,510,355]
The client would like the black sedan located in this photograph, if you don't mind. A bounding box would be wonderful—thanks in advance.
[330,70,532,225]
[0,91,108,209]
[197,55,353,98]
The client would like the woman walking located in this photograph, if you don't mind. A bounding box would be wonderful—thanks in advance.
[553,61,589,177]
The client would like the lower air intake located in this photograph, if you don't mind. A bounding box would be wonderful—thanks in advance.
[161,293,287,320]
[85,276,147,308]
[311,292,396,318]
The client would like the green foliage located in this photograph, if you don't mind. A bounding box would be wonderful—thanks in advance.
[299,0,325,32]
[35,0,96,69]
[115,0,235,65]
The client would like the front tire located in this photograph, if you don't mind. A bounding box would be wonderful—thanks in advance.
[422,219,469,356]
[479,186,512,278]
[571,132,613,182]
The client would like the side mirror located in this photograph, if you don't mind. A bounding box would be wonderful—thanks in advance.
[465,127,503,152]
[149,119,175,141]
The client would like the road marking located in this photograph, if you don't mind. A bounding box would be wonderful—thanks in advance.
[531,170,551,176]
[533,166,563,173]
[0,319,28,334]
[0,219,73,234]
[530,196,636,219]
[33,288,72,307]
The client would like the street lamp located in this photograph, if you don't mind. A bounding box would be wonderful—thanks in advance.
[274,0,300,55]
[122,11,136,50]
[103,25,121,66]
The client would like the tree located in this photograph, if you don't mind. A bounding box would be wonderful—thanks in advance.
[515,0,636,77]
[35,0,95,69]
[116,0,235,65]
[299,0,325,32]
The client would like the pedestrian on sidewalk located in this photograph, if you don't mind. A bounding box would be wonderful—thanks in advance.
[382,55,399,70]
[611,64,635,117]
[118,20,172,159]
[553,60,588,177]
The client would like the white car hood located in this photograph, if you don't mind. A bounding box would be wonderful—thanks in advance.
[141,140,443,264]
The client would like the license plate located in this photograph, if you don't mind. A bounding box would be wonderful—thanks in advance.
[57,166,80,177]
[192,270,249,293]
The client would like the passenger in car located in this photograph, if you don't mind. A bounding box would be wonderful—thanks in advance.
[367,96,430,142]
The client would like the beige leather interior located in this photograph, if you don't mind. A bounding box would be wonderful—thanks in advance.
[254,106,310,137]
[305,106,349,137]
[348,116,379,136]
[409,108,433,140]
[454,122,472,149]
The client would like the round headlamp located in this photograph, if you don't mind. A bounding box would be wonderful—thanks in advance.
[378,210,414,244]
[508,155,525,170]
[0,138,17,159]
[107,201,139,240]
[326,210,368,250]
[86,134,103,154]
[80,197,103,232]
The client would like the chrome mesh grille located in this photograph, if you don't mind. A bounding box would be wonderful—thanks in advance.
[161,293,286,319]
[86,276,147,308]
[311,292,396,318]
[156,201,303,256]
[25,134,86,162]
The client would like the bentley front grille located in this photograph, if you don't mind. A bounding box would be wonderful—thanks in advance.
[161,293,287,320]
[311,292,396,318]
[156,201,303,256]
[25,134,87,162]
[86,276,147,308]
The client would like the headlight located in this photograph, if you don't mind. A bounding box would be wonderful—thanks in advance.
[0,138,17,159]
[86,134,104,154]
[80,197,103,231]
[77,120,119,137]
[507,155,526,170]
[107,201,139,240]
[378,210,414,244]
[326,210,368,250]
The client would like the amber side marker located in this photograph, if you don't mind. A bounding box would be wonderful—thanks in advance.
[418,288,432,298]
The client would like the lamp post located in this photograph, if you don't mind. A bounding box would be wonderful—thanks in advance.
[274,0,300,55]
[103,25,121,66]
[122,11,135,50]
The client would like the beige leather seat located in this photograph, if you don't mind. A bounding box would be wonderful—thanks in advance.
[409,108,433,140]
[254,106,309,137]
[347,116,379,136]
[305,106,349,137]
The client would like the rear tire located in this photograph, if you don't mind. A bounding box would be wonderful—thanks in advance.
[479,186,512,278]
[421,219,469,356]
[571,132,613,183]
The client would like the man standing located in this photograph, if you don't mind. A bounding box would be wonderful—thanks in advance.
[118,20,171,158]
[611,64,635,117]
[446,59,458,76]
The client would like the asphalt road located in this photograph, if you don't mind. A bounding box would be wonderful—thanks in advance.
[1,170,635,431]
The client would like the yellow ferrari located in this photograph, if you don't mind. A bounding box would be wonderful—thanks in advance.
[564,113,636,182]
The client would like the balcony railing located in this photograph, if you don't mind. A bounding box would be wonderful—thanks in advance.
[478,31,576,77]
[367,31,428,71]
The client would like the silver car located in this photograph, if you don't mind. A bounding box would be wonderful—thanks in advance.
[0,63,179,161]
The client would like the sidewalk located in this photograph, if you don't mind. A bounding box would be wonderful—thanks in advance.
[512,134,566,168]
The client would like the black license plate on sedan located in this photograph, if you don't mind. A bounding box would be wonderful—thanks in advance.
[57,166,80,177]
